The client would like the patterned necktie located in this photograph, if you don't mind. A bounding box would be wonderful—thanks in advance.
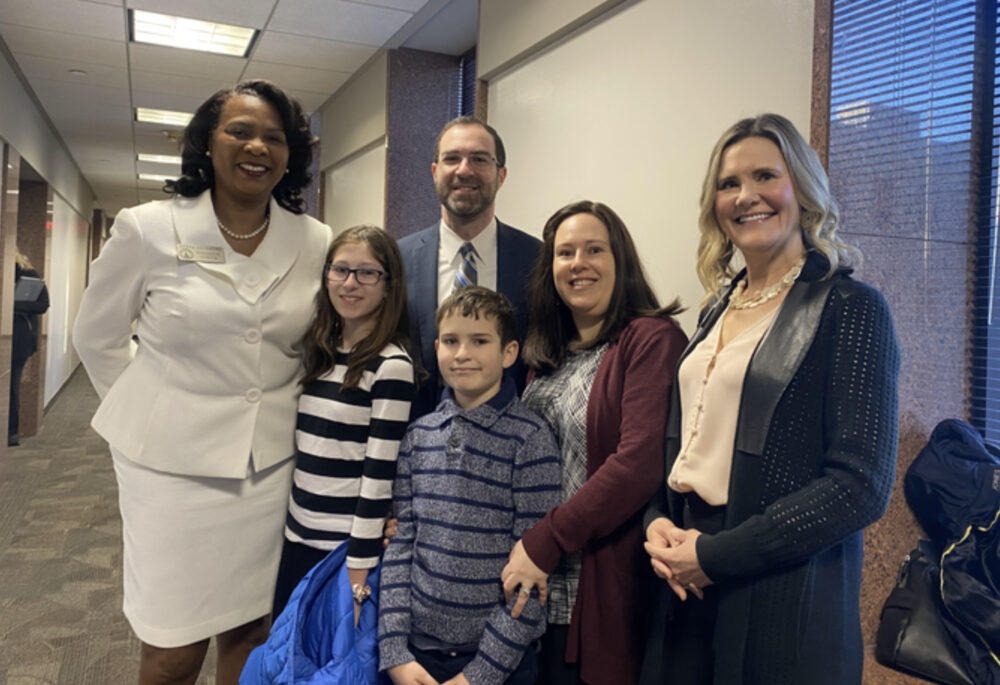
[454,242,478,290]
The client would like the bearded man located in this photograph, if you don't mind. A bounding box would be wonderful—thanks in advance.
[399,116,540,418]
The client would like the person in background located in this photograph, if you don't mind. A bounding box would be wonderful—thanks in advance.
[641,113,900,684]
[500,201,688,684]
[379,287,561,685]
[399,117,540,418]
[272,225,415,620]
[73,80,330,685]
[9,249,49,447]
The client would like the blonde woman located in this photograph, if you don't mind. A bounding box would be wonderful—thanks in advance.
[642,114,900,684]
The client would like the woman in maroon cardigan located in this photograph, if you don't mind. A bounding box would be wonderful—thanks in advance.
[500,200,687,684]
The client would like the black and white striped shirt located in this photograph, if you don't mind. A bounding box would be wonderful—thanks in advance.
[285,342,414,568]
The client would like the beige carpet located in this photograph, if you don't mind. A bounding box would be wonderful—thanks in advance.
[0,368,218,684]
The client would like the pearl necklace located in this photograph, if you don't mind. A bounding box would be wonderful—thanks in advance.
[216,210,270,240]
[730,256,806,310]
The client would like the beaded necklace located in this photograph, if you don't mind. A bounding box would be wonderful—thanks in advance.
[730,255,806,310]
[216,209,270,240]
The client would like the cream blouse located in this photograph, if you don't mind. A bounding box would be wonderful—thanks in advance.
[667,304,778,505]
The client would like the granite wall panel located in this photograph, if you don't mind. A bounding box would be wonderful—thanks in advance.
[846,232,970,684]
[385,48,459,239]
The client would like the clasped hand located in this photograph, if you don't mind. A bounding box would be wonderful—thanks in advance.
[643,517,712,601]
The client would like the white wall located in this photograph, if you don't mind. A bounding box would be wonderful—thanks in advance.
[45,194,89,404]
[0,49,93,218]
[318,51,389,230]
[324,140,387,235]
[319,52,388,170]
[486,0,814,332]
[478,0,625,78]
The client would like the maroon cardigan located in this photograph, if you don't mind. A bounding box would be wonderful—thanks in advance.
[521,316,687,684]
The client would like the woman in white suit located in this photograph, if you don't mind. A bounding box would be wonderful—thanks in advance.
[74,80,330,685]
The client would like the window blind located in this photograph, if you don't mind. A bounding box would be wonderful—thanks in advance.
[969,0,999,439]
[828,0,996,438]
[458,46,477,118]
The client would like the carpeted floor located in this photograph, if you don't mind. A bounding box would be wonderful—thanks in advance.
[0,367,218,684]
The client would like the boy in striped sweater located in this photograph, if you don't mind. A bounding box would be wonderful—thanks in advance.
[378,287,561,685]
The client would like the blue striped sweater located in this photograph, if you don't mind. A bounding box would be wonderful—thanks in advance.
[378,377,561,684]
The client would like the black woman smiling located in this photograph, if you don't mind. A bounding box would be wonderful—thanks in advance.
[74,80,330,684]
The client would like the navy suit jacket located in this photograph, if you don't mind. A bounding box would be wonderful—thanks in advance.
[398,218,541,418]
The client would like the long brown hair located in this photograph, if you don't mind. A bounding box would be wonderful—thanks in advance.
[301,225,413,389]
[523,200,683,373]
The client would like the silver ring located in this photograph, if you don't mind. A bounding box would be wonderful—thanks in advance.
[519,587,531,596]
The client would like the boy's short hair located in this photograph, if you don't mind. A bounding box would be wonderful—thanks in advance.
[436,286,517,346]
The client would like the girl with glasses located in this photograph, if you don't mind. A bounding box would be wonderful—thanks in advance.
[271,225,417,621]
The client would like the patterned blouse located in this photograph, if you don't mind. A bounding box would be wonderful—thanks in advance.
[521,344,608,625]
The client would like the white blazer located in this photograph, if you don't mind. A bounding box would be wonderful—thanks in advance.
[74,191,332,478]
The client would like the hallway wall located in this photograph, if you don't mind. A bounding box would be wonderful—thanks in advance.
[0,43,93,220]
[1,42,96,411]
[44,195,89,405]
[483,0,813,334]
[320,51,388,234]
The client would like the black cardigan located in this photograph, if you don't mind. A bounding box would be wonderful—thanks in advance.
[643,251,900,684]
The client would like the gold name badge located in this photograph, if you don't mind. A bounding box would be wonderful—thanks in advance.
[177,244,225,263]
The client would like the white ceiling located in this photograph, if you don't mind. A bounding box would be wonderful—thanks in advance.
[0,0,478,217]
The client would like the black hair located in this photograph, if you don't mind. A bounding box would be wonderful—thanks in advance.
[164,80,316,214]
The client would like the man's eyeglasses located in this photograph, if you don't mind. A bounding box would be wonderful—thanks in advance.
[437,152,498,171]
[325,264,387,285]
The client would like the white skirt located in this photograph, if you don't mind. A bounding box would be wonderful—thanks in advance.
[111,448,294,647]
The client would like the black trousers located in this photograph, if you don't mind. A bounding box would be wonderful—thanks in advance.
[8,354,28,442]
[411,642,537,684]
[272,537,328,619]
[641,493,726,684]
[537,624,582,684]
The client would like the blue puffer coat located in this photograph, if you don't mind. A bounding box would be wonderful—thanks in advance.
[241,544,389,684]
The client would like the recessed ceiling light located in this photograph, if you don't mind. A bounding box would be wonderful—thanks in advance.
[135,107,192,127]
[130,9,257,57]
[138,173,175,183]
[137,153,182,165]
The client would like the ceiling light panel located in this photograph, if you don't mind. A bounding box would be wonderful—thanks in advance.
[137,153,182,165]
[138,173,175,183]
[135,107,193,127]
[130,10,257,57]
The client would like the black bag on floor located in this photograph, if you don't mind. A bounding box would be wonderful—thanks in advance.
[902,419,1000,684]
[875,540,974,685]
